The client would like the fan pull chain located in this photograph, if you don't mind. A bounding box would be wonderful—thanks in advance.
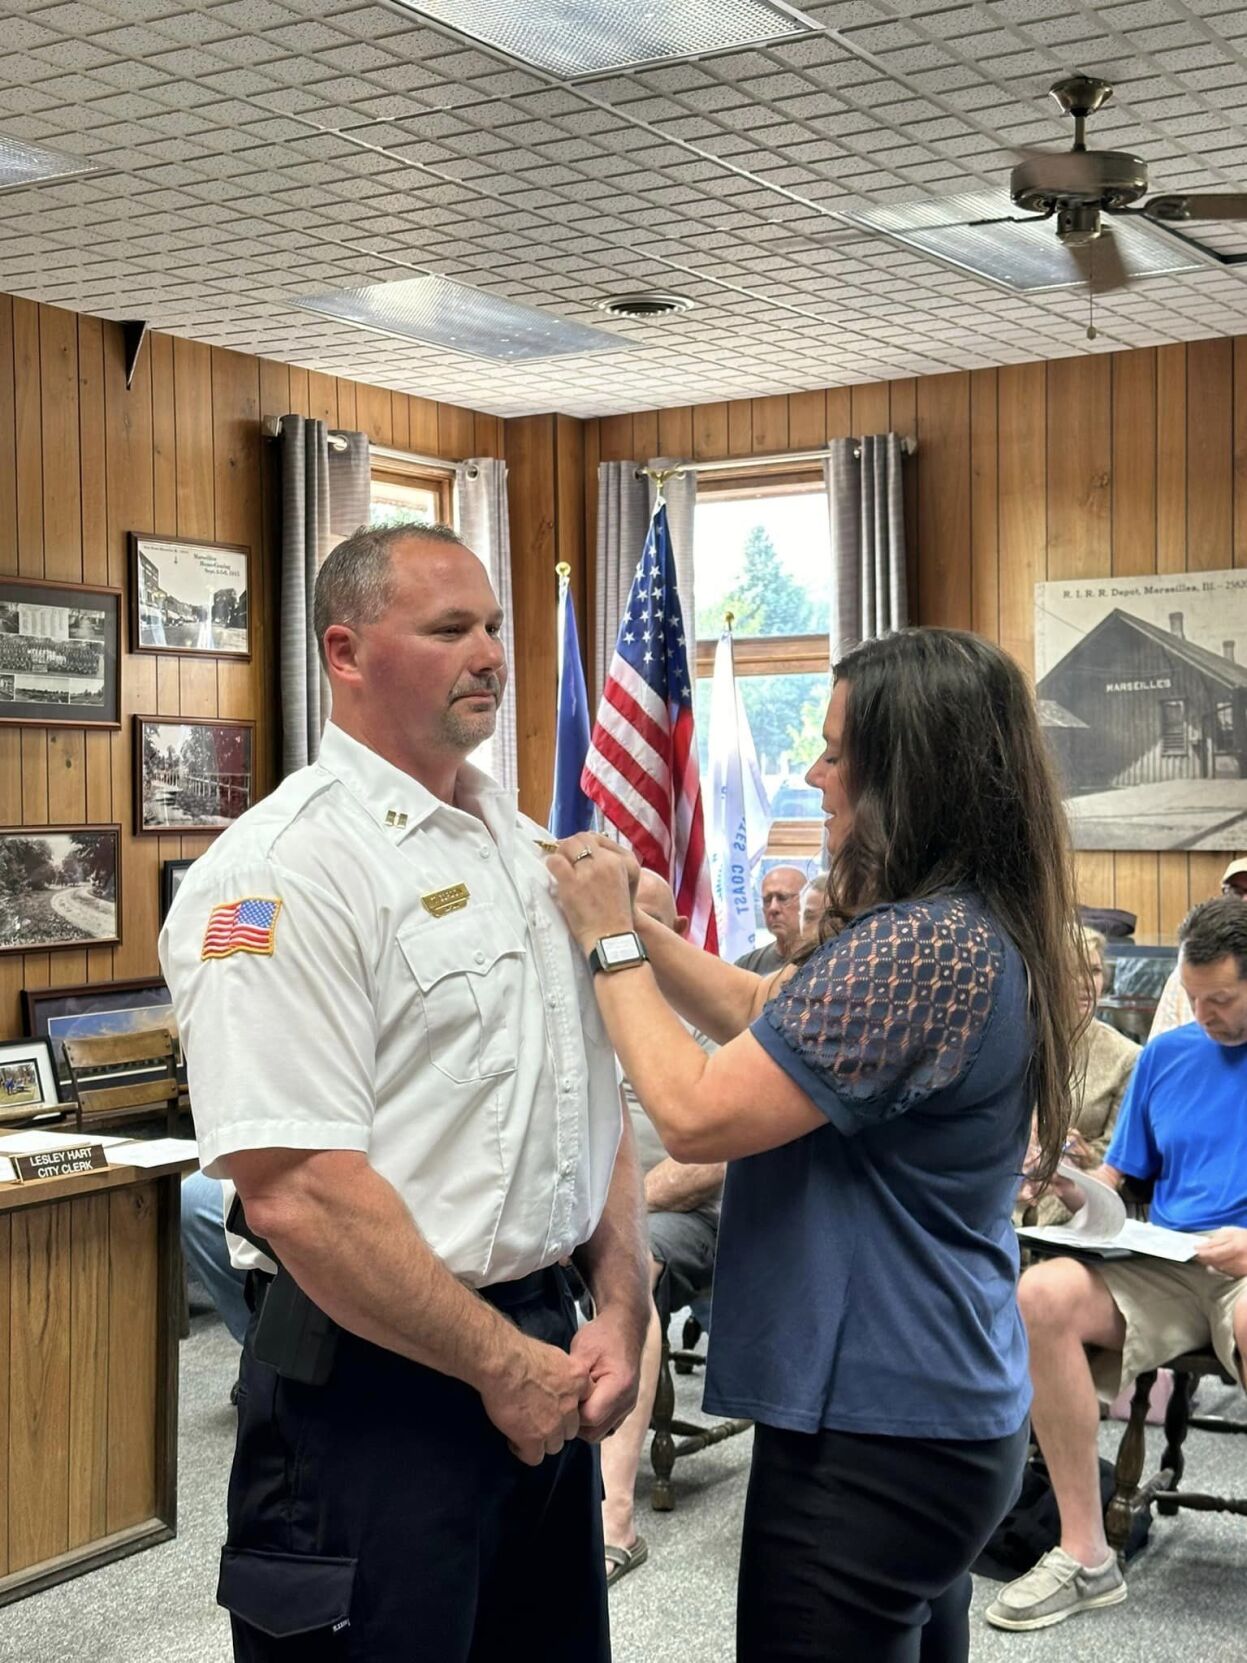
[1087,243,1098,341]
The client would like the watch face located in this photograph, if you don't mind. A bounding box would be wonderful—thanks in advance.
[600,932,642,966]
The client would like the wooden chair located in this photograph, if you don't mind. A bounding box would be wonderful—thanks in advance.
[62,1027,182,1136]
[649,1302,751,1511]
[1105,1351,1247,1557]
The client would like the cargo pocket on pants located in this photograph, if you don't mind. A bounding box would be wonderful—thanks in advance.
[218,1547,357,1650]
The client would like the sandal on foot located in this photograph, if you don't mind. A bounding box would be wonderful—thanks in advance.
[605,1536,648,1588]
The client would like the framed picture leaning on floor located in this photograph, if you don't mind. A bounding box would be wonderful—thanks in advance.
[0,825,121,955]
[0,577,121,728]
[135,716,255,835]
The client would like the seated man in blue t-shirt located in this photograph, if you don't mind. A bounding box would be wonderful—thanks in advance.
[988,897,1247,1633]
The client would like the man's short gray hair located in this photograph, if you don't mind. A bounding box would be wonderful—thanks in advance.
[313,521,466,668]
[1178,896,1247,980]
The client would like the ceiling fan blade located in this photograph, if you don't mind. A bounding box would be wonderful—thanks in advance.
[1068,227,1130,294]
[1010,145,1104,195]
[1143,192,1247,222]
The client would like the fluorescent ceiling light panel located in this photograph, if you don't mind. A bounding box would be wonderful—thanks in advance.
[396,0,815,77]
[832,189,1207,292]
[293,274,631,361]
[0,133,98,192]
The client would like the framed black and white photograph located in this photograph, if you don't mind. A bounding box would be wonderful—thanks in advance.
[1035,568,1247,850]
[160,856,197,921]
[0,826,121,955]
[135,716,254,835]
[23,977,180,1094]
[0,577,121,729]
[0,1037,60,1112]
[130,533,251,658]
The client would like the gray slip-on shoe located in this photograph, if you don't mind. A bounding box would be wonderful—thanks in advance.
[985,1546,1126,1631]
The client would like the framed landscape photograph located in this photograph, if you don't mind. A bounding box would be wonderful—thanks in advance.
[135,716,254,835]
[23,977,181,1094]
[160,856,197,921]
[0,826,121,955]
[0,1037,60,1113]
[0,577,121,728]
[130,533,251,658]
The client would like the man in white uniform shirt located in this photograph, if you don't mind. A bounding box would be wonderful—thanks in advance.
[160,522,649,1662]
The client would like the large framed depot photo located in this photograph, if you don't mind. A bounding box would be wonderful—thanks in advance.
[0,577,122,729]
[135,715,255,835]
[0,825,122,955]
[130,533,251,659]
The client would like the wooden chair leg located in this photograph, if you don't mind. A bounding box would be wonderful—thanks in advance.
[1106,1368,1156,1559]
[674,1313,702,1376]
[1157,1372,1194,1516]
[650,1329,677,1512]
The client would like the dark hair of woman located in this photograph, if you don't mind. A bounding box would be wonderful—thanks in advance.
[815,627,1083,1184]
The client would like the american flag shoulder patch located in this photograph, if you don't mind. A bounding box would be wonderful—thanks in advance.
[202,896,282,960]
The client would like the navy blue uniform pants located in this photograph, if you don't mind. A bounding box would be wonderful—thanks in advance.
[217,1267,610,1662]
[737,1419,1029,1662]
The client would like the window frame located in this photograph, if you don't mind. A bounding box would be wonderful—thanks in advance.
[693,464,830,859]
[369,454,454,528]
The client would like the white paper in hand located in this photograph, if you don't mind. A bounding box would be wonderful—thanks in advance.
[1058,1162,1127,1239]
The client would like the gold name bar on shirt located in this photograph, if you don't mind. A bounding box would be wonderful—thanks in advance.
[422,883,470,918]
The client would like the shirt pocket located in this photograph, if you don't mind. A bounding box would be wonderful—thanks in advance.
[398,905,526,1084]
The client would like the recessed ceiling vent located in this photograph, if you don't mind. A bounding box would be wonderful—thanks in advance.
[599,293,694,318]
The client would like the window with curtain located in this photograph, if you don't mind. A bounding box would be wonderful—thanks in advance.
[692,466,832,863]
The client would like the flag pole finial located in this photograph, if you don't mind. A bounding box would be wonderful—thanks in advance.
[555,561,571,578]
[725,610,735,631]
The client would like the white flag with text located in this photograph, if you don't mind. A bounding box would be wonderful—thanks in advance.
[707,628,771,962]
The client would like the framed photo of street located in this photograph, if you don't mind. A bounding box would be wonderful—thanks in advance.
[135,716,255,835]
[0,577,121,729]
[0,825,122,955]
[129,533,251,659]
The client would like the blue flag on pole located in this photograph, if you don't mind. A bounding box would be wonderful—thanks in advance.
[549,574,595,837]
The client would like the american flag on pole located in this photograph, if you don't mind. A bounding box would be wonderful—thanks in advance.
[201,896,283,960]
[581,500,718,951]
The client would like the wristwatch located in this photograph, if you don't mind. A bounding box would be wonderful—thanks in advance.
[588,931,650,976]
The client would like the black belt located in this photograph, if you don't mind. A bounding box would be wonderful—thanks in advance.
[246,1264,559,1316]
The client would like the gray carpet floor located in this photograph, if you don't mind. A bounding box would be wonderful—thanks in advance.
[2,1311,1246,1661]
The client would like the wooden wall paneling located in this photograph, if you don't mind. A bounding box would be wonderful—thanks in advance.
[172,338,214,542]
[67,1192,109,1549]
[21,729,47,824]
[39,304,80,584]
[657,405,692,460]
[1046,355,1111,582]
[503,416,557,821]
[788,389,827,451]
[335,379,357,433]
[598,414,634,461]
[156,657,180,716]
[356,379,393,448]
[0,298,16,572]
[0,1216,7,1574]
[749,396,787,455]
[46,730,85,826]
[1074,851,1115,914]
[1187,337,1234,573]
[77,316,108,588]
[825,387,853,439]
[727,399,753,455]
[554,414,586,647]
[437,403,474,460]
[1116,852,1160,943]
[105,1183,158,1534]
[1112,349,1156,576]
[851,379,889,438]
[211,351,263,766]
[257,359,289,426]
[307,371,337,428]
[473,410,502,457]
[408,396,437,454]
[1156,344,1187,575]
[286,365,310,420]
[149,331,176,537]
[996,362,1047,675]
[692,402,729,460]
[889,378,918,608]
[914,373,971,629]
[583,417,600,696]
[387,395,410,453]
[13,300,42,579]
[1159,853,1192,941]
[632,408,659,461]
[9,1202,71,1572]
[969,369,999,640]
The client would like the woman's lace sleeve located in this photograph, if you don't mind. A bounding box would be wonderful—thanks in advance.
[755,897,1005,1131]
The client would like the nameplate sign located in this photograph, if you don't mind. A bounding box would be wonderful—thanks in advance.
[11,1145,109,1184]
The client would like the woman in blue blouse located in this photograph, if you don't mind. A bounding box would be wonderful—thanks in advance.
[549,629,1081,1663]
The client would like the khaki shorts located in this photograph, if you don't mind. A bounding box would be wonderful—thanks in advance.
[1088,1257,1247,1402]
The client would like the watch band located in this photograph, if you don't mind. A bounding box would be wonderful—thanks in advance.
[588,933,650,976]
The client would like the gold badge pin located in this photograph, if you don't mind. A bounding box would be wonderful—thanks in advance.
[385,809,409,829]
[533,837,559,854]
[422,883,470,918]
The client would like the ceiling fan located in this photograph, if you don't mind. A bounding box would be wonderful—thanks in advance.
[1008,72,1247,300]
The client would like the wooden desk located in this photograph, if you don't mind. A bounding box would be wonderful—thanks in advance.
[0,1144,196,1606]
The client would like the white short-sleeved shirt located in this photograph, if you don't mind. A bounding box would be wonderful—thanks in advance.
[158,722,622,1287]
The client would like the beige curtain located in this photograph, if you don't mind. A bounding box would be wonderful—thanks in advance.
[824,433,907,661]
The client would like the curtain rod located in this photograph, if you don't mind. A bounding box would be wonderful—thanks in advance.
[261,416,463,474]
[681,438,917,473]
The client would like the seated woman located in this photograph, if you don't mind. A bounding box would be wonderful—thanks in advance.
[548,627,1083,1663]
[1019,927,1139,1227]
